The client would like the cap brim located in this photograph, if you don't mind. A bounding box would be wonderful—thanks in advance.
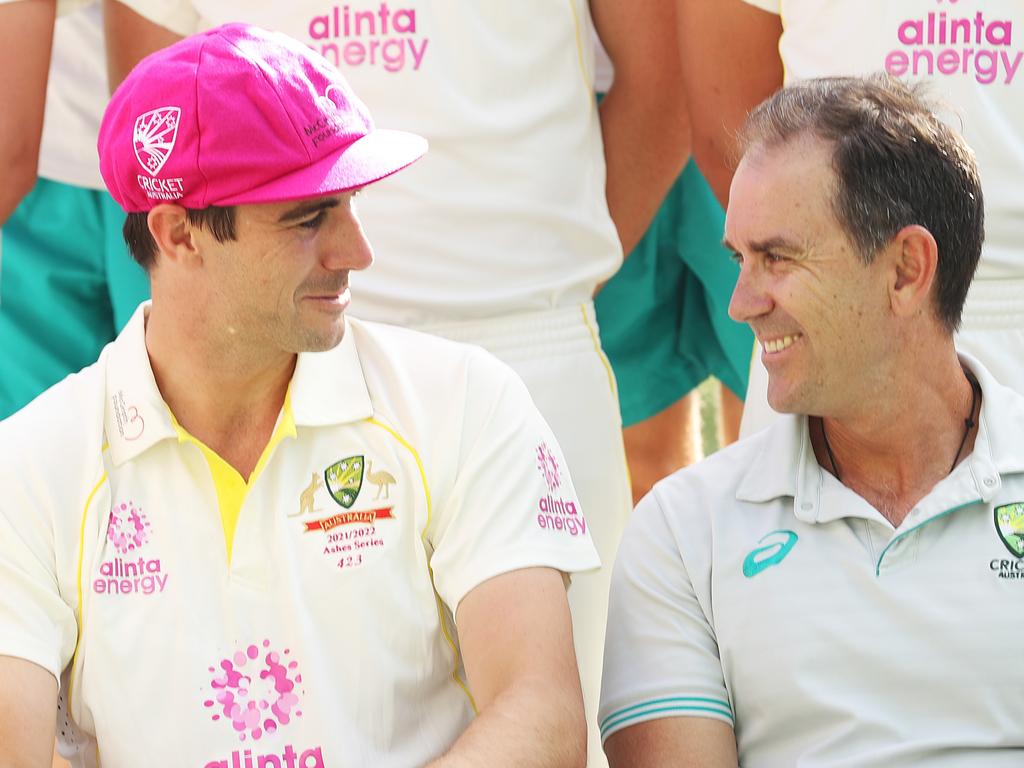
[213,128,427,206]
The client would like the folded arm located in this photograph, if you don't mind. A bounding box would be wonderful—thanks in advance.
[678,0,782,208]
[592,0,690,258]
[0,656,59,768]
[0,0,55,226]
[103,0,184,91]
[427,567,586,768]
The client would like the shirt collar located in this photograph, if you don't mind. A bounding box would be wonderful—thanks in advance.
[288,319,373,428]
[104,304,179,466]
[105,306,374,465]
[733,353,1024,524]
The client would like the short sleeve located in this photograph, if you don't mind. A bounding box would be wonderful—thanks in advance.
[426,353,600,614]
[0,481,78,684]
[598,488,734,743]
[111,0,199,36]
[741,0,780,13]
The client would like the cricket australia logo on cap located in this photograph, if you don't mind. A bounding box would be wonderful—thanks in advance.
[133,107,180,176]
[133,106,186,201]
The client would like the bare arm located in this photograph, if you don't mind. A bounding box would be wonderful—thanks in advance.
[605,716,738,768]
[679,0,782,207]
[427,567,586,768]
[0,656,59,768]
[592,0,690,258]
[103,0,184,91]
[0,0,55,226]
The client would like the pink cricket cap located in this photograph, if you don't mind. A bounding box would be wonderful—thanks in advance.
[99,23,427,212]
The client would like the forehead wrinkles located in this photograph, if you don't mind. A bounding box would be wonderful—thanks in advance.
[739,139,851,243]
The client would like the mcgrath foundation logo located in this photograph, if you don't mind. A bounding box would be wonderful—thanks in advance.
[133,107,180,176]
[536,442,561,493]
[106,500,151,554]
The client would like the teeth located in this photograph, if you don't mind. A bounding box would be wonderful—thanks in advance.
[764,334,800,353]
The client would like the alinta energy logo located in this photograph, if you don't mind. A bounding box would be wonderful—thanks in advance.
[535,442,587,537]
[202,640,325,767]
[306,3,430,73]
[133,106,185,201]
[93,500,168,596]
[884,1,1022,85]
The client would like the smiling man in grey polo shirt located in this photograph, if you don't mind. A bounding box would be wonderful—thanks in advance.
[599,74,1024,767]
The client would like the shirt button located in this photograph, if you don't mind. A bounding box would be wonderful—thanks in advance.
[801,502,813,511]
[984,477,996,487]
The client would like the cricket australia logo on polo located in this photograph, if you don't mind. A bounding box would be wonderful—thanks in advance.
[133,106,185,200]
[291,455,399,570]
[94,500,169,596]
[201,639,325,767]
[990,502,1024,580]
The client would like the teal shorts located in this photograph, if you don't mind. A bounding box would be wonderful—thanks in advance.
[595,159,754,427]
[0,177,150,418]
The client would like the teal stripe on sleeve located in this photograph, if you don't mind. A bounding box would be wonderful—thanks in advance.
[600,696,734,738]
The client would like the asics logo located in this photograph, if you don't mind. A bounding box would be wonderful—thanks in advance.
[742,530,798,578]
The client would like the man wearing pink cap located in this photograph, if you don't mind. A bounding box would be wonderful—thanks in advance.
[0,24,597,768]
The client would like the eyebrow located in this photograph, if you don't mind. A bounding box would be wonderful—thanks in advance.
[721,235,803,255]
[277,197,342,224]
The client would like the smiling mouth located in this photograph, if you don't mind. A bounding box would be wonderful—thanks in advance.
[762,333,802,353]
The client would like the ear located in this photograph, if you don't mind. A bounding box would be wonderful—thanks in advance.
[888,224,938,320]
[147,204,201,268]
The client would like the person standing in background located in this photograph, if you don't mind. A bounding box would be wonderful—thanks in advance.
[592,33,752,502]
[0,0,153,420]
[681,0,1024,437]
[103,1,688,764]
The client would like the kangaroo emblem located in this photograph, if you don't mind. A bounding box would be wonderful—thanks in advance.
[292,473,323,517]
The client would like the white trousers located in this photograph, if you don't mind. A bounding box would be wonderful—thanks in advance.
[419,302,632,768]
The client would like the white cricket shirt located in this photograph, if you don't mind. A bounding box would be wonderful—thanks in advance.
[741,0,1024,281]
[600,356,1024,766]
[110,0,623,325]
[0,306,599,768]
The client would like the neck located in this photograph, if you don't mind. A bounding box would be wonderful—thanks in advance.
[144,302,294,477]
[811,347,979,527]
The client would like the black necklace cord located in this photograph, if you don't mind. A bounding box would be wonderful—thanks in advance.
[819,374,980,484]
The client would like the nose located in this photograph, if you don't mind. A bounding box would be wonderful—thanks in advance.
[728,260,774,324]
[321,202,374,272]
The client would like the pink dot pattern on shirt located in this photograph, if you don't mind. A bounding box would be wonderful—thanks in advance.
[106,501,150,555]
[203,639,303,742]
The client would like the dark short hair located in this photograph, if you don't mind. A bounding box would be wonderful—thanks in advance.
[738,74,984,333]
[123,206,238,270]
